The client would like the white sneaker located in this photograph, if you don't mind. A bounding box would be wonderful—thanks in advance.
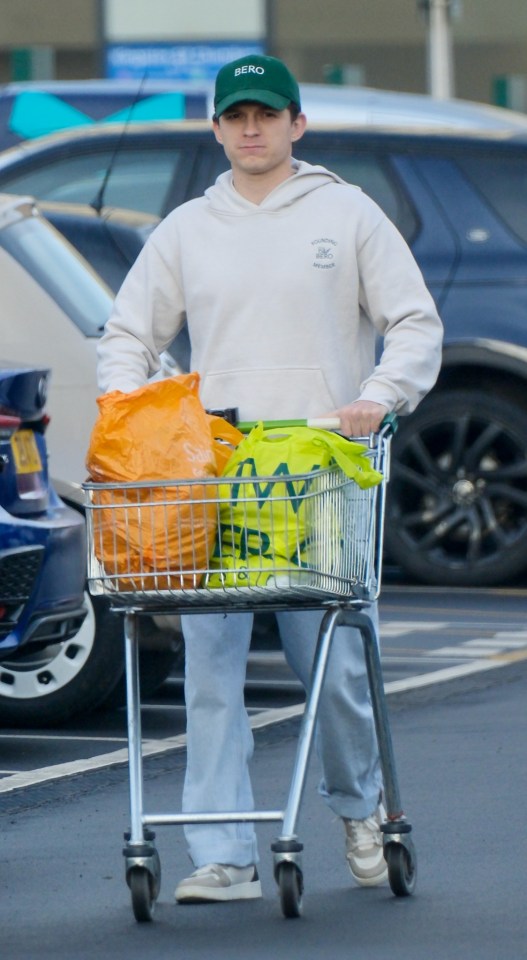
[343,803,388,887]
[174,863,262,903]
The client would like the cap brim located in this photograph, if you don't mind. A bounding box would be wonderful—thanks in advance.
[215,89,293,116]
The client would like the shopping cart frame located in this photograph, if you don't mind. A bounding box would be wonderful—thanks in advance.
[83,419,416,921]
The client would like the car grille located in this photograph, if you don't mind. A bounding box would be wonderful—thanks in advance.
[0,546,44,637]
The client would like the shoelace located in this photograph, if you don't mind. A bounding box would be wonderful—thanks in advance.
[345,815,381,851]
[191,864,223,878]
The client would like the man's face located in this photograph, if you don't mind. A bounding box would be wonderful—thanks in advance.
[213,102,306,179]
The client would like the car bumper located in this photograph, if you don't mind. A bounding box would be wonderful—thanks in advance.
[0,502,86,651]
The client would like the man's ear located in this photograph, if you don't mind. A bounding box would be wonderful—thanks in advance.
[291,112,307,143]
[212,119,223,145]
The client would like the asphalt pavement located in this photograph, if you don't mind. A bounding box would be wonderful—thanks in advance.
[3,584,527,788]
[1,657,526,960]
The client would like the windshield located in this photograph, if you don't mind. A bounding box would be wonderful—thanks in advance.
[0,148,180,216]
[0,212,112,336]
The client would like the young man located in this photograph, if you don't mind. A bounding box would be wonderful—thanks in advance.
[97,54,443,903]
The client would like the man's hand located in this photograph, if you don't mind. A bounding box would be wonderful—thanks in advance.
[324,400,389,437]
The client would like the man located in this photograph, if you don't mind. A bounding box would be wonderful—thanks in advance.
[97,54,443,903]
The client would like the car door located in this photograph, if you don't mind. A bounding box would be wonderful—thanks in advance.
[412,148,527,347]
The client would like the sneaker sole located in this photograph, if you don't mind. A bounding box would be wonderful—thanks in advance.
[175,879,263,903]
[347,862,388,887]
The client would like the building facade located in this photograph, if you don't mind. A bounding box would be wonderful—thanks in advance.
[1,0,526,109]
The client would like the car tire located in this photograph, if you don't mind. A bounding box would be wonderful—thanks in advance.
[0,592,125,727]
[0,593,184,726]
[385,388,527,586]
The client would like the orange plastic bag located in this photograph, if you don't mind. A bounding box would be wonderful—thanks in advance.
[86,373,242,590]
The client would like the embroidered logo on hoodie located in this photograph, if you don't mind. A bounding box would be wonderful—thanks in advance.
[312,237,337,269]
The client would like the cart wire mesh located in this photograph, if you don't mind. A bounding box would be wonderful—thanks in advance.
[83,436,390,611]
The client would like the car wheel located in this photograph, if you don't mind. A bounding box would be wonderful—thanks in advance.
[0,592,124,727]
[385,388,527,586]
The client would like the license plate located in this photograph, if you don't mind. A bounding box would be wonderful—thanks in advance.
[10,430,43,474]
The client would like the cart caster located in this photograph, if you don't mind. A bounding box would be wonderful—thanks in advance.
[385,841,417,897]
[129,866,157,922]
[276,862,303,918]
[124,838,161,922]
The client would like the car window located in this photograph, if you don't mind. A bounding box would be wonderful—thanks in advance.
[295,147,417,240]
[456,154,527,245]
[204,145,417,240]
[0,148,179,217]
[0,214,112,336]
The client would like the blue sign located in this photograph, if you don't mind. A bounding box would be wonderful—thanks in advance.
[106,42,265,82]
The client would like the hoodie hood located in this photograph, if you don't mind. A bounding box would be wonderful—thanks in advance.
[204,158,348,215]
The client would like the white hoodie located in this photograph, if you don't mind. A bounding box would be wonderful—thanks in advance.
[97,160,443,420]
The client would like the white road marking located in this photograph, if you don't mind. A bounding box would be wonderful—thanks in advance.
[479,633,527,646]
[0,733,127,742]
[380,621,449,637]
[0,736,187,795]
[384,658,504,691]
[1,622,526,797]
[423,634,527,659]
[427,646,501,658]
[463,638,524,648]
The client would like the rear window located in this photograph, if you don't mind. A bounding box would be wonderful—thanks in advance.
[0,213,112,336]
[456,154,527,245]
[0,147,180,217]
[294,147,418,241]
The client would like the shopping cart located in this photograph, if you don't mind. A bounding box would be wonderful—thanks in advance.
[83,415,417,921]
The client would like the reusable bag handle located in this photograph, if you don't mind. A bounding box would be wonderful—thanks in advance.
[226,421,383,488]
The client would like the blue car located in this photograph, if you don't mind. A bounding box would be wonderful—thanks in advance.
[0,364,86,723]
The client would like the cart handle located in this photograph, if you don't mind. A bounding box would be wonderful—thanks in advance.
[236,412,398,437]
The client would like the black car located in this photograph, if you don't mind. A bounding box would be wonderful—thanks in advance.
[2,120,527,586]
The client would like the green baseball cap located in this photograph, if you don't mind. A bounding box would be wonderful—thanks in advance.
[214,55,301,117]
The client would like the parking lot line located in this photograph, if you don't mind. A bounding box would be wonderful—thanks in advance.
[0,733,127,742]
[2,647,525,797]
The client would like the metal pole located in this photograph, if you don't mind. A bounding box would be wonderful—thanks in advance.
[95,0,106,79]
[280,606,341,838]
[124,612,144,844]
[420,0,455,99]
[265,0,277,57]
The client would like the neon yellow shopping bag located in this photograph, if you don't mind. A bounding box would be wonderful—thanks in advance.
[205,423,382,588]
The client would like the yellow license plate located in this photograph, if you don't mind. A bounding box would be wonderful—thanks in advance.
[10,430,43,474]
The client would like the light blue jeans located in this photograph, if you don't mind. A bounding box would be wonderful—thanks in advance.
[180,605,382,868]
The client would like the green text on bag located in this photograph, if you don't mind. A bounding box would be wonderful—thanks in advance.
[205,424,382,588]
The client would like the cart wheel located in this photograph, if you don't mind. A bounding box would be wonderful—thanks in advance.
[276,862,303,918]
[129,867,156,922]
[149,847,162,901]
[386,842,417,897]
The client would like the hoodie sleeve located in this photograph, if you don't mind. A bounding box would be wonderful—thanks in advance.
[356,213,443,414]
[97,215,186,394]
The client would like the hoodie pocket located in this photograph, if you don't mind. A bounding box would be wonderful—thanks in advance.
[200,366,337,420]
